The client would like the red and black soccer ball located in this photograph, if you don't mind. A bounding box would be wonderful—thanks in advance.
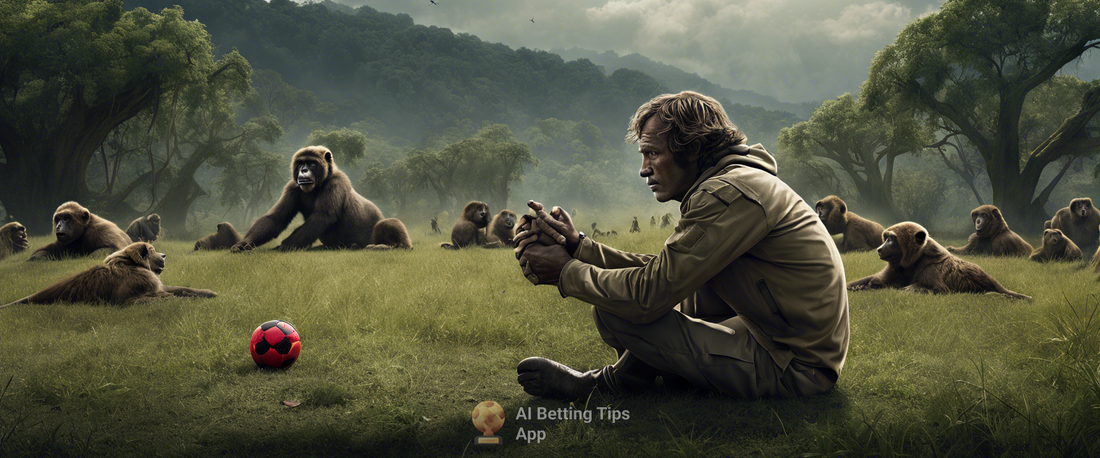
[250,320,301,369]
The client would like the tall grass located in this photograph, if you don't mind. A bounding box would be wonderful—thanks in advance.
[0,230,1097,457]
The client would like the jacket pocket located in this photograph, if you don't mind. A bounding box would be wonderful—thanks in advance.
[667,224,705,252]
[756,279,791,328]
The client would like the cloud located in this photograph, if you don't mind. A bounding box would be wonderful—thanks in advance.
[819,2,913,43]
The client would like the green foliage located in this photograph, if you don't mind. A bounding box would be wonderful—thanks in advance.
[862,0,1100,224]
[0,0,231,231]
[307,128,368,166]
[777,93,931,217]
[892,169,949,224]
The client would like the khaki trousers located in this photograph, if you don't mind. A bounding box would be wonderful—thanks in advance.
[593,307,836,398]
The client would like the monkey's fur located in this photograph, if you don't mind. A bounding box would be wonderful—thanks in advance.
[486,210,518,248]
[441,201,491,249]
[0,222,29,261]
[363,218,413,250]
[947,205,1033,257]
[1049,197,1100,259]
[1029,228,1083,262]
[30,202,131,261]
[194,223,243,251]
[126,214,161,243]
[3,242,217,309]
[847,222,1030,299]
[231,146,408,252]
[815,195,886,253]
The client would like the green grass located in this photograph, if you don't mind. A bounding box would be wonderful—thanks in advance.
[1,230,1098,457]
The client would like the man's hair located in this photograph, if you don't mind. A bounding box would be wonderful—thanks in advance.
[626,91,747,169]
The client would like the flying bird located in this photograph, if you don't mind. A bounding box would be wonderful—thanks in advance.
[530,18,535,23]
[430,0,438,4]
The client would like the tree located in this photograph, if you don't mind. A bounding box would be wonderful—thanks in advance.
[0,0,225,232]
[778,93,930,219]
[307,128,368,165]
[863,0,1100,225]
[215,149,285,224]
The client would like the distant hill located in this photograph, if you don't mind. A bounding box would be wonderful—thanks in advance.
[552,48,815,119]
[314,0,354,15]
[126,0,669,144]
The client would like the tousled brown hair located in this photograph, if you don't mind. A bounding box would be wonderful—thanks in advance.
[626,91,746,169]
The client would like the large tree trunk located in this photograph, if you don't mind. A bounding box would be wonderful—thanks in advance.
[0,85,156,234]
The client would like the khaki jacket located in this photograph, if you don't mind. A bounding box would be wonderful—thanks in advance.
[558,144,849,375]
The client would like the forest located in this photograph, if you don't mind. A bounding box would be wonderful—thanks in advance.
[0,0,1097,239]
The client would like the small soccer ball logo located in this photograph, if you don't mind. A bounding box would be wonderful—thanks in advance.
[472,401,505,436]
[250,320,301,369]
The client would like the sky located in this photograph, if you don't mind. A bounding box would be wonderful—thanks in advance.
[326,0,1100,105]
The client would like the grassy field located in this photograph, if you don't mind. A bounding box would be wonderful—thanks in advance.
[1,228,1098,457]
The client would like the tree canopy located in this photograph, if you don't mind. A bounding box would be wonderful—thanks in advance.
[863,0,1100,225]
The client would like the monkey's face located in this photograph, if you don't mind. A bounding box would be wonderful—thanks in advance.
[499,212,517,231]
[972,210,994,235]
[148,215,161,233]
[296,158,325,193]
[465,203,490,228]
[53,211,88,244]
[117,243,166,275]
[7,223,27,251]
[1043,229,1064,247]
[877,234,902,263]
[815,204,828,222]
[1072,199,1092,219]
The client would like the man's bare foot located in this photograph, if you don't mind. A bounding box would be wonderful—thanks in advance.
[516,357,599,400]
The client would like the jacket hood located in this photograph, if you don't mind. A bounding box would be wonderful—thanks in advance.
[680,143,777,204]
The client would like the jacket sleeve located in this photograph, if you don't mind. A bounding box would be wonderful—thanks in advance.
[558,185,769,324]
[572,237,655,268]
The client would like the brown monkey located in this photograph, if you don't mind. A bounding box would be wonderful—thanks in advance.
[440,201,491,249]
[231,146,388,252]
[815,195,886,253]
[946,205,1033,257]
[194,222,243,251]
[29,202,131,261]
[125,214,161,242]
[1029,228,1083,262]
[661,213,673,229]
[363,218,413,250]
[847,222,1030,299]
[430,217,441,234]
[650,216,656,228]
[3,242,217,309]
[629,217,640,233]
[487,210,518,247]
[0,222,29,261]
[1049,198,1100,258]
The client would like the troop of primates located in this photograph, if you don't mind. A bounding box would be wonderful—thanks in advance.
[3,140,1096,310]
[1030,228,1083,262]
[0,222,28,261]
[29,202,131,261]
[2,242,217,309]
[194,223,243,251]
[3,145,418,309]
[847,222,1030,299]
[126,214,161,243]
[946,205,1033,257]
[815,196,886,253]
[230,146,410,252]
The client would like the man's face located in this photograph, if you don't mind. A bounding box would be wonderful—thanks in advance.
[639,116,699,202]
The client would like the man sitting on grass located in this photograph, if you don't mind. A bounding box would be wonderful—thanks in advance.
[514,91,849,399]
